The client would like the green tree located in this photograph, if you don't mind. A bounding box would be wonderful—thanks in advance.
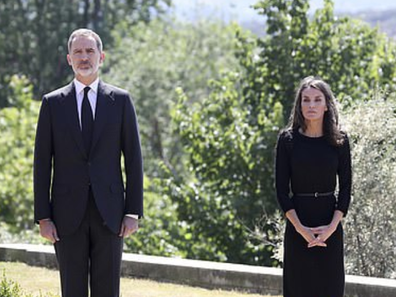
[252,0,396,116]
[0,0,171,108]
[168,74,283,265]
[0,76,39,231]
[102,19,243,257]
[165,0,396,266]
[103,19,240,177]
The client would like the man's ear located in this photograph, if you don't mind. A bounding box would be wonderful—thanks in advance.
[100,52,105,64]
[67,54,72,66]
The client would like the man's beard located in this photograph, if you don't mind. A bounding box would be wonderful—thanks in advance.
[74,63,98,77]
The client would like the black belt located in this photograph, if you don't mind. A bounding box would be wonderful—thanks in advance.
[294,191,334,198]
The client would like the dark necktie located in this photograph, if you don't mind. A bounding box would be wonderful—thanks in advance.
[82,86,93,155]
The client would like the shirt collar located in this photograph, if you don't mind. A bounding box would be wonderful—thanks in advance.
[73,78,100,95]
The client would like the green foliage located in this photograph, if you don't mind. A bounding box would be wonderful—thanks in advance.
[0,272,24,297]
[342,96,396,278]
[104,19,242,258]
[0,0,171,108]
[103,19,240,177]
[0,271,57,297]
[104,16,245,261]
[0,76,39,231]
[249,211,285,265]
[252,0,396,116]
[167,70,284,265]
[165,0,396,266]
[123,176,187,257]
[2,0,396,272]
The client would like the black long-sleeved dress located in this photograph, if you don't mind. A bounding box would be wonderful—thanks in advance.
[275,129,352,297]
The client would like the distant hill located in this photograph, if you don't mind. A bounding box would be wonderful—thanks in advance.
[352,9,396,39]
[241,9,396,39]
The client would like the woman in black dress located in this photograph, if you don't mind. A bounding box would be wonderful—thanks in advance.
[275,76,352,297]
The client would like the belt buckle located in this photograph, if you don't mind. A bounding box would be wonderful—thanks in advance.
[314,192,319,198]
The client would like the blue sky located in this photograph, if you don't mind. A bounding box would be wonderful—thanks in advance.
[170,0,396,23]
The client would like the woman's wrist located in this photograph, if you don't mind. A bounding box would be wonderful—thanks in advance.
[329,221,339,231]
[294,223,306,234]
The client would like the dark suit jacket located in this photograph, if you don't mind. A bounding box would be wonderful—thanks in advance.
[34,81,143,237]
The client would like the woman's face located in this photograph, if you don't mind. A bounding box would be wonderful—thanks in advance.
[301,87,328,122]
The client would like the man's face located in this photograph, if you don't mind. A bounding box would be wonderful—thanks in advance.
[67,36,104,80]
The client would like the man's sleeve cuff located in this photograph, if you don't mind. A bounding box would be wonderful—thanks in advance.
[125,214,139,220]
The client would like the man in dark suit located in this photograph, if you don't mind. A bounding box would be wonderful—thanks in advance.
[34,28,143,297]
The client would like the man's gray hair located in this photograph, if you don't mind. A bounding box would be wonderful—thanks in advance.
[68,28,103,53]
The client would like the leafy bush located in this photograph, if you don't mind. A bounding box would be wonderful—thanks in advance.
[0,272,26,297]
[0,76,39,232]
[342,95,396,278]
[0,271,57,297]
[123,176,187,257]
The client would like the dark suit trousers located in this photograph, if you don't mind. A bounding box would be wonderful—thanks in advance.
[54,189,123,297]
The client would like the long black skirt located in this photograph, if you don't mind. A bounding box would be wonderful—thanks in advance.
[283,195,345,297]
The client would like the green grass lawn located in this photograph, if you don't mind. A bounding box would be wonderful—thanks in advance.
[0,261,278,297]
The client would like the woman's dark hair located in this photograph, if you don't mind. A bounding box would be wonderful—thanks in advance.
[287,76,344,146]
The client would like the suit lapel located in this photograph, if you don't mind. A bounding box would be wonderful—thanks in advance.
[60,82,88,159]
[90,81,115,155]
